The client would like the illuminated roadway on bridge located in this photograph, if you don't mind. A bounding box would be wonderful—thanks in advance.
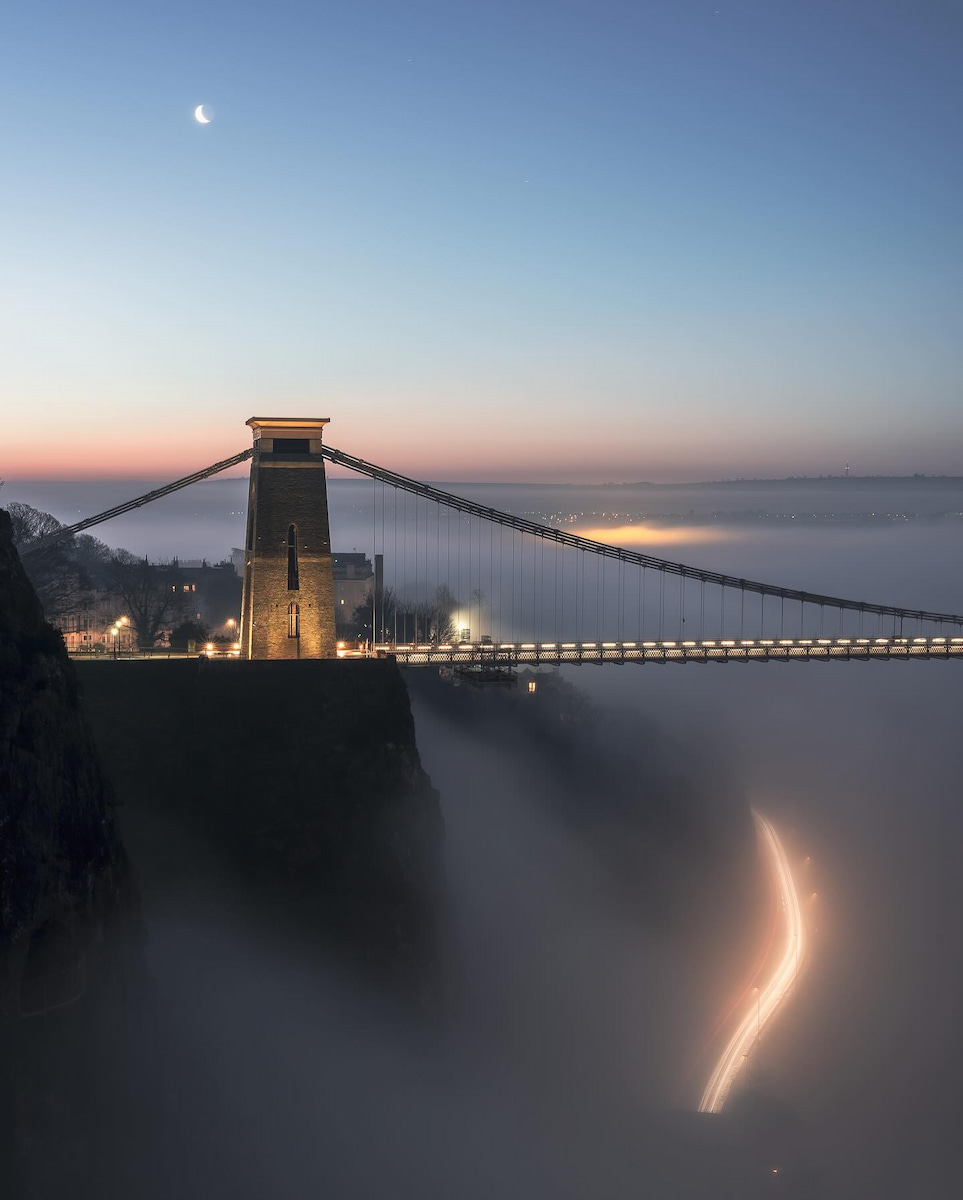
[371,635,963,666]
[698,811,805,1115]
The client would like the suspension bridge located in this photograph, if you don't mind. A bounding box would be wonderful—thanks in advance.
[22,417,963,668]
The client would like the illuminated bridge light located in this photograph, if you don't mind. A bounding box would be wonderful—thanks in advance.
[933,637,946,643]
[914,637,927,643]
[817,639,832,645]
[583,642,597,648]
[702,640,716,647]
[875,638,890,644]
[540,642,557,649]
[760,639,774,646]
[779,639,794,646]
[741,640,755,646]
[521,643,536,650]
[643,641,657,648]
[562,642,576,649]
[683,640,696,647]
[603,641,617,648]
[837,639,851,645]
[662,641,677,648]
[622,641,637,648]
[721,639,735,646]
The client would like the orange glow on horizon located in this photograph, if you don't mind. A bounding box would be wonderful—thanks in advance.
[0,428,804,485]
[3,446,249,482]
[577,523,737,548]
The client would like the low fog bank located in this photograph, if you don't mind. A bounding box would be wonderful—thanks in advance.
[7,476,962,566]
[98,668,783,1200]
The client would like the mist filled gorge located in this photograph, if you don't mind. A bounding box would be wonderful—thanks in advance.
[94,671,778,1198]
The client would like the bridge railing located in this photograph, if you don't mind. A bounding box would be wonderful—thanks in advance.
[373,636,963,666]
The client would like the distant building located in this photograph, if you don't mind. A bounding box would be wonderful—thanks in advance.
[60,593,133,653]
[332,552,374,633]
[56,555,241,653]
[170,559,242,633]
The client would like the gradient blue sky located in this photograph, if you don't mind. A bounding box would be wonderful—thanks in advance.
[3,0,962,480]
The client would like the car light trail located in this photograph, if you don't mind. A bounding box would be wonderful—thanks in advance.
[698,810,805,1114]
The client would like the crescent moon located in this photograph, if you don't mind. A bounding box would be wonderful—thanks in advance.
[194,104,211,124]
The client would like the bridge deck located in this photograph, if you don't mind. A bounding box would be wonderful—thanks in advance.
[374,636,963,666]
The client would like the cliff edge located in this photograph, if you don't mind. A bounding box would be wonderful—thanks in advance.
[0,510,141,1195]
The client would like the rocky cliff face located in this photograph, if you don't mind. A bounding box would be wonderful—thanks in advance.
[0,510,142,1197]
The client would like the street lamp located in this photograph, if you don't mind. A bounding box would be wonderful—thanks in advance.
[110,625,119,659]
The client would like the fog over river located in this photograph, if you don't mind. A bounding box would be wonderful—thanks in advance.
[8,475,963,1197]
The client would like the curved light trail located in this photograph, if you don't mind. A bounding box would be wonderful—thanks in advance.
[698,810,805,1114]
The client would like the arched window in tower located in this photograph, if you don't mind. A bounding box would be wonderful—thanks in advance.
[287,524,299,591]
[288,601,300,639]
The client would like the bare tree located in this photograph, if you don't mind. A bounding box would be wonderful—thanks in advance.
[353,584,461,644]
[105,552,186,649]
[5,502,85,622]
[6,502,64,547]
[73,533,111,577]
[426,585,459,643]
[351,585,396,642]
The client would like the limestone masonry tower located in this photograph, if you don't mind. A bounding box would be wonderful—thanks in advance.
[239,417,337,659]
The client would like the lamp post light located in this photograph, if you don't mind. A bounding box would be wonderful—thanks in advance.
[110,625,119,659]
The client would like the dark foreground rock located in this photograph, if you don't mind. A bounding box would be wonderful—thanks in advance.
[78,657,444,1002]
[0,511,143,1197]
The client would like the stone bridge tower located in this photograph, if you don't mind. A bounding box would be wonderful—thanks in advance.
[239,417,336,659]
